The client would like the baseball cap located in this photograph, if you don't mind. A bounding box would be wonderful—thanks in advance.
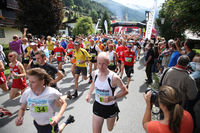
[30,42,37,46]
[74,41,80,45]
[127,44,132,48]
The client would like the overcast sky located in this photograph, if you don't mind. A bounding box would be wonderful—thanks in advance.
[113,0,165,9]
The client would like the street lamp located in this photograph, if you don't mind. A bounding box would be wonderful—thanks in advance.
[145,11,150,23]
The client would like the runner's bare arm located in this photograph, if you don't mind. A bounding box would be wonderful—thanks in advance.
[0,61,5,72]
[15,103,26,126]
[52,70,64,84]
[114,52,118,65]
[86,71,95,102]
[17,63,26,78]
[21,28,27,40]
[51,97,67,126]
[112,74,128,100]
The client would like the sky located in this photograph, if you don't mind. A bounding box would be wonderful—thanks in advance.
[113,0,165,9]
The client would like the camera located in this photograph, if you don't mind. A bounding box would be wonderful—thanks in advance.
[145,88,158,104]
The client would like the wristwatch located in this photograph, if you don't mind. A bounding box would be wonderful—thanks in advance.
[113,96,117,100]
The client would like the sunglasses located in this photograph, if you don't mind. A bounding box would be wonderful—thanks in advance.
[8,55,13,58]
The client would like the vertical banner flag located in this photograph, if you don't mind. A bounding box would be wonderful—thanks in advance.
[145,0,157,39]
[95,19,100,34]
[118,26,122,35]
[104,20,108,35]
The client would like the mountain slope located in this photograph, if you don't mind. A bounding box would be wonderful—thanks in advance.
[94,0,146,22]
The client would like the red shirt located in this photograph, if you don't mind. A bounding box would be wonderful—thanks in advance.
[9,61,27,90]
[123,50,135,66]
[147,110,193,133]
[67,43,74,55]
[54,47,66,62]
[115,45,127,61]
[80,43,84,48]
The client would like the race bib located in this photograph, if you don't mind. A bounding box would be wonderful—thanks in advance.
[56,52,61,57]
[96,88,109,103]
[12,72,19,79]
[125,57,132,62]
[25,57,29,60]
[28,99,49,113]
[76,59,80,64]
[90,53,96,57]
[68,49,73,53]
[34,106,48,113]
[33,60,38,65]
[49,50,52,54]
[120,51,123,55]
[109,61,114,66]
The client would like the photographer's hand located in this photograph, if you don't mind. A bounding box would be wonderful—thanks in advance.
[143,91,152,107]
[142,91,152,131]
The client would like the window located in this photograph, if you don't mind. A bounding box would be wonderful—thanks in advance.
[0,29,5,38]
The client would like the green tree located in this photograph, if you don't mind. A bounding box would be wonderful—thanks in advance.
[172,0,200,36]
[156,1,184,40]
[16,0,63,37]
[100,10,111,33]
[63,0,74,8]
[90,9,98,23]
[73,0,83,7]
[73,16,94,36]
[157,0,200,40]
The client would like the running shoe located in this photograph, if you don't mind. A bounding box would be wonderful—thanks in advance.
[0,107,12,117]
[66,91,72,100]
[72,91,78,99]
[88,79,92,84]
[65,115,75,125]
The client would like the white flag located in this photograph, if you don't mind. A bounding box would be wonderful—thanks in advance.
[95,19,100,34]
[104,20,108,35]
[145,0,157,39]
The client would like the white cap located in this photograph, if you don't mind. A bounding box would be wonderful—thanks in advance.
[30,42,37,46]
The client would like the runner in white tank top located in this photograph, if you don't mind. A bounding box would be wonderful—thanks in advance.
[86,52,128,133]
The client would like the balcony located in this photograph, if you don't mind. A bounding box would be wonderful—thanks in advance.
[0,17,16,27]
[6,0,19,10]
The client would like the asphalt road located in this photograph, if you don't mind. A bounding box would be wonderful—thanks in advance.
[0,56,148,133]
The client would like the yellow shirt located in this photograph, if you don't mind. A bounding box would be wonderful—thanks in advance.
[84,41,90,50]
[74,48,91,67]
[46,41,54,51]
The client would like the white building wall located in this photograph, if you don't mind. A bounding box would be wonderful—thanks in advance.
[0,27,22,44]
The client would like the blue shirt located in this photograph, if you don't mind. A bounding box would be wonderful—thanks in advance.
[168,51,181,67]
[60,40,68,49]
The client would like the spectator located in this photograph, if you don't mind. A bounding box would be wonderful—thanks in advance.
[9,28,27,62]
[0,44,7,66]
[161,55,198,108]
[144,43,154,84]
[168,43,181,67]
[143,85,194,133]
[176,39,196,61]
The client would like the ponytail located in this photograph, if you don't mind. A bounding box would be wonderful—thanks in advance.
[169,104,184,133]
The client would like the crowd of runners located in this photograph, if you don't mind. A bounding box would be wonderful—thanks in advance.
[0,27,200,133]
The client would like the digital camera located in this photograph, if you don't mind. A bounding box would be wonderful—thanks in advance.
[145,88,158,104]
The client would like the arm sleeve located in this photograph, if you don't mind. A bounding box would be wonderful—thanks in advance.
[186,76,198,100]
[95,45,102,52]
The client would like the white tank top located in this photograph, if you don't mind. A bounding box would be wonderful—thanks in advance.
[94,70,116,105]
[107,51,115,66]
